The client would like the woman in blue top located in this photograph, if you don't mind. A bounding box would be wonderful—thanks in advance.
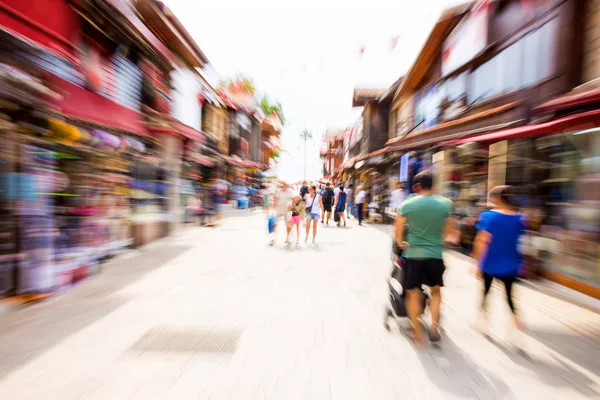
[472,186,526,333]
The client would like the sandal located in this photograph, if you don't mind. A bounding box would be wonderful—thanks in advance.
[429,323,441,342]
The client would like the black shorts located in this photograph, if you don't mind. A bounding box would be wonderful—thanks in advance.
[323,204,332,212]
[404,258,445,290]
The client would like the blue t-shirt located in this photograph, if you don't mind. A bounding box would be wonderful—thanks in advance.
[476,211,525,277]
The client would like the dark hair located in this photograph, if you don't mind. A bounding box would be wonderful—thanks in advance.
[414,171,433,190]
[326,182,331,187]
[339,185,344,191]
[310,185,317,191]
[489,185,519,210]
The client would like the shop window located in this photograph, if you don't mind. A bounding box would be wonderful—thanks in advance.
[521,31,542,87]
[469,57,497,104]
[496,41,522,94]
[131,160,168,216]
[468,18,557,104]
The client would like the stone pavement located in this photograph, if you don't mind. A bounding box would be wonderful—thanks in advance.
[0,212,598,400]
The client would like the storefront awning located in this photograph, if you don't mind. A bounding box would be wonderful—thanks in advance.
[340,156,357,170]
[446,109,600,145]
[175,122,206,143]
[0,1,80,62]
[357,147,389,161]
[190,154,215,168]
[534,85,600,114]
[48,75,148,136]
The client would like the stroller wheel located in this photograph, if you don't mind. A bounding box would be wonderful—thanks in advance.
[384,307,394,331]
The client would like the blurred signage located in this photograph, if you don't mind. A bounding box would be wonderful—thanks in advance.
[442,0,490,76]
[236,113,251,131]
[400,154,409,182]
[81,43,103,92]
[239,138,249,155]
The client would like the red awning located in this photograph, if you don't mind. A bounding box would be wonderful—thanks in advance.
[0,0,80,62]
[191,155,214,167]
[48,75,148,136]
[535,86,600,114]
[447,109,600,145]
[175,122,206,143]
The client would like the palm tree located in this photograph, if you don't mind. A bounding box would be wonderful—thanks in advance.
[300,130,312,180]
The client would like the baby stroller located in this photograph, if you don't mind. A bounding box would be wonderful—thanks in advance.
[384,237,430,331]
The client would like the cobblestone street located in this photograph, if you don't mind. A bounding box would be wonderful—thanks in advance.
[0,211,599,400]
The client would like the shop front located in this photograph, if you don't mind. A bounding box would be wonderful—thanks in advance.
[446,111,600,297]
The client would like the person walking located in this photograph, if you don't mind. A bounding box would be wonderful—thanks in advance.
[320,182,335,225]
[334,185,347,227]
[471,186,526,336]
[272,181,294,245]
[394,171,454,345]
[390,181,407,213]
[355,186,367,226]
[300,181,309,199]
[305,185,324,244]
[261,184,272,215]
[289,195,304,245]
[345,184,355,219]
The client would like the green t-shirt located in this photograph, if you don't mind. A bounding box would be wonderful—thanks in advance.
[398,195,452,259]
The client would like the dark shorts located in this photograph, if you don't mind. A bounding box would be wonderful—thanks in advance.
[404,258,445,290]
[323,204,332,212]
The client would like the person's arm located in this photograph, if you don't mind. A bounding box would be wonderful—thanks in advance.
[443,215,459,243]
[394,215,407,248]
[471,230,491,263]
[319,195,324,211]
[471,213,490,262]
[334,193,339,208]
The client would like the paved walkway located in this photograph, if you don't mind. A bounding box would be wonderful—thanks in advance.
[0,212,598,399]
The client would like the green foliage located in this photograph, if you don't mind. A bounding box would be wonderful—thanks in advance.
[300,130,312,140]
[259,96,286,125]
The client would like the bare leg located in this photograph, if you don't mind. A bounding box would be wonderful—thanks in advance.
[295,223,300,243]
[312,219,318,241]
[340,212,346,226]
[406,289,425,344]
[305,219,310,241]
[429,286,442,340]
[285,221,291,243]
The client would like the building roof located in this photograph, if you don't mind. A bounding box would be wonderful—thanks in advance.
[393,1,473,102]
[379,76,405,103]
[134,0,209,68]
[352,88,387,107]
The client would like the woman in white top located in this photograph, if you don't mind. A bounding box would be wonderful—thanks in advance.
[305,185,324,244]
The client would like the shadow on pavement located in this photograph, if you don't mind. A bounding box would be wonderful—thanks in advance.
[486,333,599,397]
[0,244,193,382]
[415,336,511,398]
[524,329,600,386]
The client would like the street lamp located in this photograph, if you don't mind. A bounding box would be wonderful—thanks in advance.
[300,129,312,180]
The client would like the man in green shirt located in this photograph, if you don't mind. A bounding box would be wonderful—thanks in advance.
[395,171,453,345]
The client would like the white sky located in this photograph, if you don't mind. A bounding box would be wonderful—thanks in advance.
[164,0,464,182]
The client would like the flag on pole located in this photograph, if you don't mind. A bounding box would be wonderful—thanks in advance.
[390,35,401,52]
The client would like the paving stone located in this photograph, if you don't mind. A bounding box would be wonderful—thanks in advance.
[0,212,598,399]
